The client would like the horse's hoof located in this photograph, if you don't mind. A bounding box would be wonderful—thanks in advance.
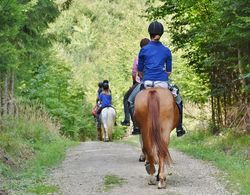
[148,176,157,185]
[138,154,145,162]
[145,162,155,175]
[158,181,167,189]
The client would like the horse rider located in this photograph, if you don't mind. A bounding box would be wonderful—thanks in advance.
[121,38,150,135]
[97,81,112,114]
[96,81,113,138]
[96,81,103,104]
[128,21,186,137]
[96,80,111,105]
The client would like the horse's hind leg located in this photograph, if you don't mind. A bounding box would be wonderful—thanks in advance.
[166,163,173,175]
[147,155,157,185]
[139,135,145,162]
[104,128,109,142]
[157,156,166,189]
[100,127,104,141]
[97,127,102,141]
[108,127,112,142]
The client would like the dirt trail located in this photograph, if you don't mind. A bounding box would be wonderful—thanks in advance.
[49,141,231,195]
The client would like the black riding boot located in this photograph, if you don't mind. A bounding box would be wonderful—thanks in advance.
[176,101,186,137]
[128,104,140,135]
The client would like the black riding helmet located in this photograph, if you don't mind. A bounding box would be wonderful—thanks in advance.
[102,82,109,90]
[103,80,109,84]
[148,21,164,37]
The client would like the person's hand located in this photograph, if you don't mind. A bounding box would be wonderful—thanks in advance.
[138,71,143,78]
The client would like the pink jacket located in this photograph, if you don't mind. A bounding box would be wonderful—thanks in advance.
[132,56,141,83]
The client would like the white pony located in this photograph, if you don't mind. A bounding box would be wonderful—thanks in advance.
[100,107,116,142]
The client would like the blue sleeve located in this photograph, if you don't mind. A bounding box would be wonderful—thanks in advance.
[166,49,172,72]
[137,48,144,72]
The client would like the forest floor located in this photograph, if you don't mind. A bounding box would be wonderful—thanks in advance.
[48,140,233,195]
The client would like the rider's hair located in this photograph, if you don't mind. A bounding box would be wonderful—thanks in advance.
[150,34,161,40]
[98,82,103,88]
[140,38,150,48]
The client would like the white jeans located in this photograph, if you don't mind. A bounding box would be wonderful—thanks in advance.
[143,80,169,89]
[143,80,181,103]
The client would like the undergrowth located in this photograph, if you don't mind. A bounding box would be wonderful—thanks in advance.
[0,104,76,194]
[170,129,250,195]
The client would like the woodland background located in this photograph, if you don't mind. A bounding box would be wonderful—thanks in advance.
[1,0,248,138]
[0,0,249,193]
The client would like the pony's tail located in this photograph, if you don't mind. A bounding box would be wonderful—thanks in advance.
[147,90,167,160]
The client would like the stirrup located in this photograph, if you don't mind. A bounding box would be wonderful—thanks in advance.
[132,127,140,135]
[176,128,186,137]
[121,121,130,126]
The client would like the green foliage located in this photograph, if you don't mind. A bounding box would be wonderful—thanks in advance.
[43,0,150,137]
[0,109,75,194]
[171,130,250,194]
[0,0,24,72]
[20,57,90,138]
[172,51,209,103]
[0,0,218,141]
[112,126,127,140]
[0,0,59,75]
[146,0,250,131]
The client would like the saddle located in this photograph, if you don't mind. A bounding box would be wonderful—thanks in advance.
[140,82,179,97]
[97,105,115,115]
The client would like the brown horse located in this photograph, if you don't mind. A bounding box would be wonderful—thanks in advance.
[134,87,179,189]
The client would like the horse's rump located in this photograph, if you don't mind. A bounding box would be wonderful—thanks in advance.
[134,88,179,165]
[100,107,116,141]
[100,107,116,126]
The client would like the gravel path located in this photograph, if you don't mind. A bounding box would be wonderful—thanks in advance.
[49,141,231,195]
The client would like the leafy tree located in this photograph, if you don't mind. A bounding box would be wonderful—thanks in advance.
[146,0,250,132]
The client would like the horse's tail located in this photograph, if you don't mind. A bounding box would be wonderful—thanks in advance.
[147,90,167,161]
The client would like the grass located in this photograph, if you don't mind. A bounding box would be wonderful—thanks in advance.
[0,113,76,194]
[112,126,127,140]
[170,130,250,195]
[103,174,127,191]
[116,134,140,147]
[28,184,58,194]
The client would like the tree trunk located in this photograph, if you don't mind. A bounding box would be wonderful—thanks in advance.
[9,70,15,115]
[223,94,227,126]
[0,72,2,117]
[3,73,8,115]
[211,96,219,134]
[238,48,247,103]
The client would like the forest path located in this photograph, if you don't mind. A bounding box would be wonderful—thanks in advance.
[49,140,231,195]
